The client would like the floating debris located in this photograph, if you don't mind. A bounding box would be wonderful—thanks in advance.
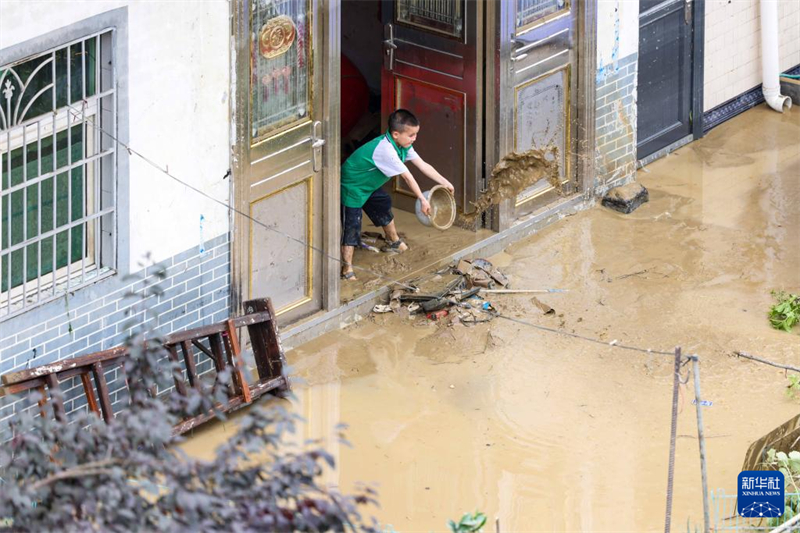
[371,258,510,325]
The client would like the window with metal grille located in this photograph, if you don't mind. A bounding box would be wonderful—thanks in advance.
[516,0,568,31]
[0,30,117,319]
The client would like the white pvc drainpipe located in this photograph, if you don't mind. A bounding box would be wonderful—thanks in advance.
[761,0,792,112]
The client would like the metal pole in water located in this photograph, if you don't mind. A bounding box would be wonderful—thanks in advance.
[664,346,682,533]
[691,355,711,533]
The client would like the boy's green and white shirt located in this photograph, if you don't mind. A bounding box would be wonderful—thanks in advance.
[340,132,419,208]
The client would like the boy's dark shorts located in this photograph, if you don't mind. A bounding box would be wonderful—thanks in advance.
[341,188,394,247]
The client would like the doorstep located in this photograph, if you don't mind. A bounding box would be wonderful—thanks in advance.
[279,193,591,351]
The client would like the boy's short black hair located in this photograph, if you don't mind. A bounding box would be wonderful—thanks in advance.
[388,109,420,133]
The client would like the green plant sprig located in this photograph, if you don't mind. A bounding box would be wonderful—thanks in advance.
[769,291,800,332]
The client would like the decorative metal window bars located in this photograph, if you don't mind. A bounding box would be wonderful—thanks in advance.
[0,30,116,319]
[250,0,311,141]
[516,0,567,30]
[397,0,464,38]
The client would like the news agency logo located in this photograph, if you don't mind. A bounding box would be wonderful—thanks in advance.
[738,471,785,518]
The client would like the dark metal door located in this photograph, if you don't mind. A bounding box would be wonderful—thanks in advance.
[380,0,483,218]
[637,0,694,160]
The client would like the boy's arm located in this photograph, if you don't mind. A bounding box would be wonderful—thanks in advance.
[409,158,455,195]
[398,171,432,216]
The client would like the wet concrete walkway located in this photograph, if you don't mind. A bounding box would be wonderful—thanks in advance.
[185,106,799,532]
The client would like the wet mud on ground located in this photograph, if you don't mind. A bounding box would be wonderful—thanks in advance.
[184,107,799,531]
[340,209,494,303]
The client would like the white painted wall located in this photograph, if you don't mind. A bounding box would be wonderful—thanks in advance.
[0,1,231,271]
[596,0,640,72]
[704,0,800,111]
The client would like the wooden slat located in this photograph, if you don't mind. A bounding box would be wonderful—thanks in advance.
[1,357,126,396]
[180,341,199,389]
[230,311,274,329]
[80,372,101,418]
[207,335,226,373]
[221,331,239,395]
[91,362,114,423]
[165,345,188,396]
[172,376,284,435]
[244,300,276,381]
[36,385,48,418]
[2,346,128,386]
[164,322,227,345]
[225,320,251,403]
[209,333,235,397]
[44,374,66,422]
[163,311,272,344]
[191,339,215,361]
[243,298,290,394]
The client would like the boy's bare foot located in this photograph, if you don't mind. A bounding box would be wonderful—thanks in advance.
[341,270,357,281]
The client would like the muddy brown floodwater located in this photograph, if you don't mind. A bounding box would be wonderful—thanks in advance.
[183,106,800,531]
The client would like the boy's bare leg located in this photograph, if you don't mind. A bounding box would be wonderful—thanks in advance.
[341,245,357,280]
[382,221,408,251]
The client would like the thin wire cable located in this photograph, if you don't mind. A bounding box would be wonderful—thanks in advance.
[69,104,790,367]
[496,313,676,356]
[72,102,689,356]
[66,104,417,291]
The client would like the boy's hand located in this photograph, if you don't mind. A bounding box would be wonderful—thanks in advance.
[442,180,455,195]
[419,198,432,216]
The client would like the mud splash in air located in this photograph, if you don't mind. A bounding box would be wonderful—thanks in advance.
[461,147,561,223]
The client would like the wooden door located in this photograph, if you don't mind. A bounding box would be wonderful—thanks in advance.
[380,0,483,219]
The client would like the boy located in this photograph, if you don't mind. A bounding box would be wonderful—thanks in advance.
[340,109,454,281]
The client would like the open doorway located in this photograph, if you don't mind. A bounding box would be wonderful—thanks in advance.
[340,0,382,159]
[339,0,492,303]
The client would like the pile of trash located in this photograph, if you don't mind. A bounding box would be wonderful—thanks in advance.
[371,258,510,325]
